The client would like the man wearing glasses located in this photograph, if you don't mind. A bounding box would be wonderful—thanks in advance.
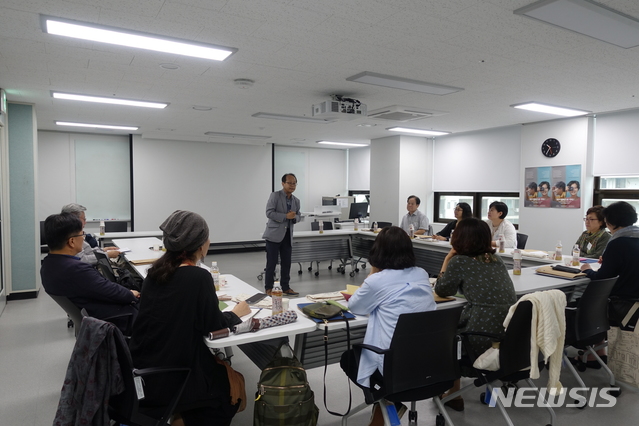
[60,203,120,265]
[40,213,139,331]
[262,173,301,296]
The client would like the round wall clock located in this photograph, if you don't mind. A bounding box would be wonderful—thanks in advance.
[541,138,560,158]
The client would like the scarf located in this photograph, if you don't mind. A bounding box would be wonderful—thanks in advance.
[609,225,639,242]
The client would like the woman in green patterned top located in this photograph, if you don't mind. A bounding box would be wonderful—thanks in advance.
[434,217,516,411]
[575,205,611,259]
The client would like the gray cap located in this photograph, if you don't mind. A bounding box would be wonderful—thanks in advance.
[160,210,209,252]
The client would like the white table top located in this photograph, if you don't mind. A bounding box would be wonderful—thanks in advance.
[96,231,163,240]
[511,265,589,294]
[113,237,164,262]
[204,274,318,347]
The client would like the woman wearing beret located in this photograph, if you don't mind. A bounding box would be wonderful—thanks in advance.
[130,210,250,426]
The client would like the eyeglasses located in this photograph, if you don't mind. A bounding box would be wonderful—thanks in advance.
[569,186,578,191]
[285,182,297,186]
[583,218,598,222]
[69,231,86,239]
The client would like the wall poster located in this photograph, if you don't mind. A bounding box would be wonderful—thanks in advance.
[524,165,581,209]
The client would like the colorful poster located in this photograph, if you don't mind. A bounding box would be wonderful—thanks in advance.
[524,166,551,208]
[524,165,580,208]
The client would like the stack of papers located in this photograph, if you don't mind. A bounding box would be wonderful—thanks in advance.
[521,250,549,259]
[306,291,345,302]
[232,293,272,308]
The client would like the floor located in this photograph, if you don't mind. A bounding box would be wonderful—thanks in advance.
[1,251,637,426]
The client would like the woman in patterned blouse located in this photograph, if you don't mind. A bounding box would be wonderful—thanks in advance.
[434,217,516,411]
[575,205,611,259]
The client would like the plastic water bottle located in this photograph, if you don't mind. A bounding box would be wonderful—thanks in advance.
[555,240,563,261]
[318,221,324,234]
[373,221,378,232]
[408,224,415,239]
[513,248,522,275]
[271,281,283,315]
[211,261,220,291]
[449,230,454,242]
[99,220,105,236]
[354,218,359,231]
[572,244,580,266]
[498,234,505,253]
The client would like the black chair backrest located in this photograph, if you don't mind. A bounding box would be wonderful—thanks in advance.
[105,221,128,232]
[574,276,618,341]
[310,221,334,231]
[516,233,528,249]
[40,221,47,246]
[95,251,118,282]
[383,306,464,396]
[48,294,83,337]
[499,301,534,374]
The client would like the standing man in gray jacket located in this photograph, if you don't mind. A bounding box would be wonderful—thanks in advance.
[262,173,301,296]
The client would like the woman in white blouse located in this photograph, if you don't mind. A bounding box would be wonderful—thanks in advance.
[485,201,517,248]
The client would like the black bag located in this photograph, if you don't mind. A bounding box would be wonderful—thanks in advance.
[115,267,142,292]
[254,342,319,426]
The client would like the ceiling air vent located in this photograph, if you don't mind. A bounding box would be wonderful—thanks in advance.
[367,105,447,122]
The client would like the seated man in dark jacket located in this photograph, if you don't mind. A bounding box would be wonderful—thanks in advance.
[41,213,139,330]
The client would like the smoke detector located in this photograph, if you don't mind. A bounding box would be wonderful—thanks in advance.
[234,79,254,89]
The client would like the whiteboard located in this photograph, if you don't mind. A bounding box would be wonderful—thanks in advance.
[75,138,131,220]
[132,137,272,243]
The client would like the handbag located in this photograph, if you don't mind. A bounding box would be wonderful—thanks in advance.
[214,356,248,412]
[608,324,639,388]
[301,302,343,320]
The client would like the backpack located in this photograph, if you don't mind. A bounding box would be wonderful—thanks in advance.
[254,342,319,426]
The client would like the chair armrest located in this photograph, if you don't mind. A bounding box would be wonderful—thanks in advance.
[133,366,191,378]
[354,343,391,356]
[460,331,501,340]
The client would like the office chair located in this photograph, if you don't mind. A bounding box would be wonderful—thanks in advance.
[105,220,128,233]
[39,220,49,254]
[48,294,83,337]
[563,277,620,398]
[308,221,349,276]
[95,251,118,282]
[374,221,392,229]
[342,306,464,426]
[516,233,528,250]
[446,301,557,426]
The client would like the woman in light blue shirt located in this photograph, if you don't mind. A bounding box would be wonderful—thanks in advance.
[340,226,436,390]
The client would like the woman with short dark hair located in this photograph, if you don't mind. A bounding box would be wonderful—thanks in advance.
[435,218,516,411]
[575,205,610,258]
[581,201,639,327]
[434,202,472,241]
[341,226,435,419]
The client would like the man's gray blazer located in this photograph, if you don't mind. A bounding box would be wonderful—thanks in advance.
[262,189,301,243]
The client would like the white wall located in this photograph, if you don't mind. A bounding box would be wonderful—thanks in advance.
[133,137,272,243]
[273,146,347,231]
[433,126,521,192]
[519,117,590,251]
[370,136,401,224]
[348,146,370,191]
[594,109,639,176]
[399,136,433,223]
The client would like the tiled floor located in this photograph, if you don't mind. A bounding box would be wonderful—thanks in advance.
[1,251,637,425]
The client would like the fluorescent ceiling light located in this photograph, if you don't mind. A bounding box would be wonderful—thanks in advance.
[346,71,463,95]
[511,102,590,117]
[387,127,450,136]
[317,141,368,147]
[205,131,271,140]
[252,112,332,123]
[41,15,237,61]
[515,0,639,48]
[52,91,168,109]
[56,121,138,131]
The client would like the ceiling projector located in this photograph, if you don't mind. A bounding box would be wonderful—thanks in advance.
[312,95,367,120]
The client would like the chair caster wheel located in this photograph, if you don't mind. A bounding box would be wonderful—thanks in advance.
[328,266,332,270]
[435,413,444,426]
[361,264,366,269]
[577,363,587,372]
[298,270,303,275]
[480,392,488,405]
[355,268,359,273]
[308,267,312,271]
[610,388,621,397]
[315,272,319,277]
[257,274,263,280]
[349,272,355,277]
[341,270,346,275]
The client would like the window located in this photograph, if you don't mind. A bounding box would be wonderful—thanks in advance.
[434,192,520,226]
[594,177,639,225]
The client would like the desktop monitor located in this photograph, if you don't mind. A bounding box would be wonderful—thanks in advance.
[349,202,369,220]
